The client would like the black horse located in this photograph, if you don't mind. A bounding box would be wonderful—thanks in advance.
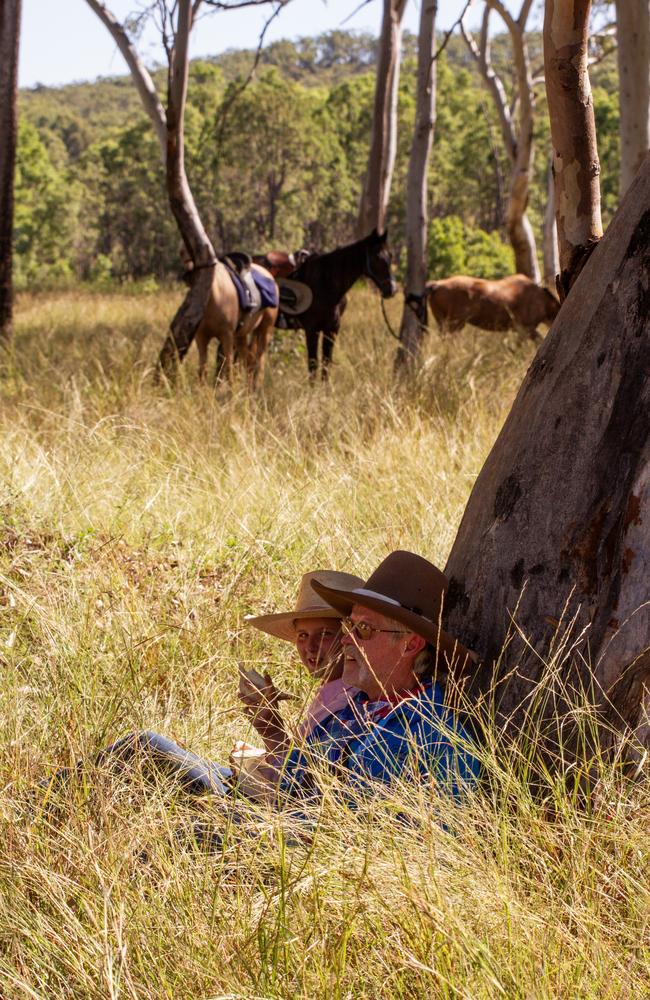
[284,229,396,380]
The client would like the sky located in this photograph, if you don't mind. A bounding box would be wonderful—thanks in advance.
[18,0,522,90]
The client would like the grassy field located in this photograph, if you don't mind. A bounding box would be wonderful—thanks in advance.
[0,287,647,999]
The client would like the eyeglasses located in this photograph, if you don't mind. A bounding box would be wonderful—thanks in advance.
[341,616,409,641]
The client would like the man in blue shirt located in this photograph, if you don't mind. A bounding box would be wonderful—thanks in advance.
[248,551,481,803]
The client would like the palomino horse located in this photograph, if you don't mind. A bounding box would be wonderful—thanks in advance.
[184,257,278,390]
[284,229,396,379]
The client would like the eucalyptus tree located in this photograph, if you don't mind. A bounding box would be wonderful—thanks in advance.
[85,0,291,378]
[444,3,649,765]
[445,154,650,761]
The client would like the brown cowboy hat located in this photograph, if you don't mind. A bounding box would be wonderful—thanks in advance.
[277,277,313,315]
[245,570,365,643]
[311,551,477,671]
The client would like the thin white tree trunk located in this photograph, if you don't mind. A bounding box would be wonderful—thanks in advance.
[357,0,408,237]
[461,2,540,281]
[544,0,603,297]
[0,0,21,341]
[504,3,539,282]
[158,0,217,375]
[396,0,437,368]
[616,0,650,196]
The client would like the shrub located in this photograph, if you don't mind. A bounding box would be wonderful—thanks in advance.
[428,215,515,280]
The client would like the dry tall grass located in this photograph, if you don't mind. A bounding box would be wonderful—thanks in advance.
[0,287,647,998]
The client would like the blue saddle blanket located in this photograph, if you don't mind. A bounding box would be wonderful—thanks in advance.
[228,268,279,312]
[253,269,279,309]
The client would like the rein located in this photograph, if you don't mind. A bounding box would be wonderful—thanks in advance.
[380,298,401,342]
[363,245,402,342]
[181,259,219,284]
[188,259,219,272]
[378,292,429,344]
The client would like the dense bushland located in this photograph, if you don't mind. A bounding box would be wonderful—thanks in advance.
[0,288,647,997]
[16,29,619,287]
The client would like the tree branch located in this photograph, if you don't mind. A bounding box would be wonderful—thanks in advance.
[486,0,519,35]
[213,0,288,149]
[517,0,534,29]
[341,0,374,27]
[84,0,167,163]
[169,0,192,124]
[430,0,474,67]
[461,8,516,161]
[203,0,291,7]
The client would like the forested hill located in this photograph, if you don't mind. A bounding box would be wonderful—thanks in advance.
[16,29,619,288]
[20,31,383,150]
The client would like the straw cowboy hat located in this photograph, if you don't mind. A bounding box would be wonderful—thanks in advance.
[245,570,365,643]
[311,550,477,670]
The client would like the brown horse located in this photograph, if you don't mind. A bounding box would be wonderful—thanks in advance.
[185,258,279,389]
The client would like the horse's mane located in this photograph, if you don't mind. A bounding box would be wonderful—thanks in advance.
[293,233,374,280]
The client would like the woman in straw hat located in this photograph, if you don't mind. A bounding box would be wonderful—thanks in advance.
[241,570,363,735]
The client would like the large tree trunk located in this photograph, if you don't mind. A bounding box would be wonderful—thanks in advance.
[395,0,437,368]
[0,0,21,342]
[444,153,650,754]
[356,0,408,237]
[544,0,603,298]
[461,2,540,282]
[615,0,650,197]
[157,0,216,377]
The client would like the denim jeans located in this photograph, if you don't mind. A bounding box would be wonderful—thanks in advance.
[93,730,232,796]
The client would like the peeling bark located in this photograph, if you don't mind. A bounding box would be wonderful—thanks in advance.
[544,0,603,298]
[444,154,650,753]
[396,0,437,369]
[616,0,650,196]
[542,156,559,288]
[0,0,21,342]
[357,0,408,237]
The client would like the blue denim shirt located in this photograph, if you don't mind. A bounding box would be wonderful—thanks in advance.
[280,682,480,802]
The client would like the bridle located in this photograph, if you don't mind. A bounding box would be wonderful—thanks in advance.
[364,245,394,297]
